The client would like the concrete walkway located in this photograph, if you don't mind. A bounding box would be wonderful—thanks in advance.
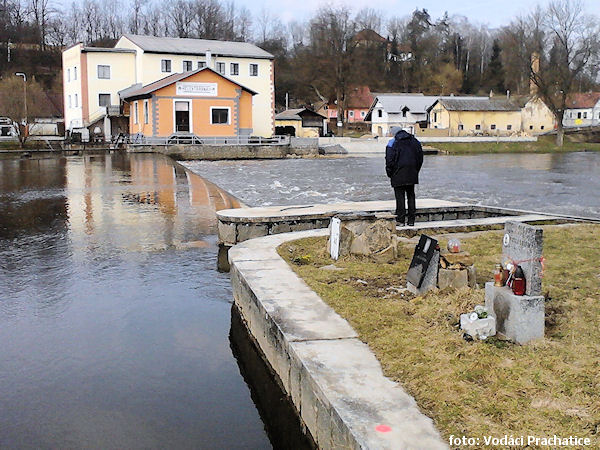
[397,213,565,232]
[229,230,448,449]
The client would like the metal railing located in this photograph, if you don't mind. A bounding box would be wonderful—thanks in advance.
[128,134,290,146]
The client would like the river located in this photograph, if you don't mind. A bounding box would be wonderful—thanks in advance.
[0,153,312,449]
[183,151,600,218]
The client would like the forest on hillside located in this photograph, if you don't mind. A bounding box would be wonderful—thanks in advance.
[0,0,599,114]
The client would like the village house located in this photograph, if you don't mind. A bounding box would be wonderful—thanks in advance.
[365,93,440,136]
[62,34,274,141]
[562,92,600,128]
[122,67,255,139]
[520,97,556,134]
[318,86,374,125]
[274,108,327,137]
[427,97,522,136]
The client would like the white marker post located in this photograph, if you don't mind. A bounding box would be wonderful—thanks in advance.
[329,217,341,260]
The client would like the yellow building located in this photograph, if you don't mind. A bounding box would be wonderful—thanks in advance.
[63,34,274,139]
[428,98,522,136]
[521,97,556,134]
[274,108,327,137]
[123,68,255,138]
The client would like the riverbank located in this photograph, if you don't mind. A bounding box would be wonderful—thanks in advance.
[432,135,600,154]
[278,224,599,446]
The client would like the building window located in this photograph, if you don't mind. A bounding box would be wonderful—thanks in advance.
[541,125,544,130]
[458,124,464,131]
[211,107,229,124]
[230,63,239,75]
[198,61,206,69]
[433,112,438,122]
[143,100,149,124]
[507,124,512,130]
[491,124,496,130]
[577,112,582,119]
[133,101,139,124]
[249,63,258,76]
[215,62,225,74]
[97,65,110,79]
[583,112,587,119]
[74,67,77,80]
[98,93,111,107]
[161,59,171,73]
[74,93,78,107]
[378,109,382,118]
[349,111,354,117]
[530,125,534,130]
[183,60,192,72]
[68,95,71,108]
[475,124,481,130]
[67,69,71,82]
[360,111,365,117]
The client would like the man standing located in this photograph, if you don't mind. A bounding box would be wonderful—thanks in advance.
[385,129,424,226]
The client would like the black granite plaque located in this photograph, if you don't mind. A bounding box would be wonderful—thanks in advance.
[406,234,438,288]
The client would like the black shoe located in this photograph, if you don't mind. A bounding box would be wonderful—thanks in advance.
[407,221,414,227]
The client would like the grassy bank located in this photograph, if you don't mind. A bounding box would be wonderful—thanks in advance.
[433,135,600,154]
[278,225,599,446]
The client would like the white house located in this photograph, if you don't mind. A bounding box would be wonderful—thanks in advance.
[63,34,275,139]
[563,92,600,128]
[364,93,439,136]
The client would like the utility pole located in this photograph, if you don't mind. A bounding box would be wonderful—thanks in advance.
[15,72,27,124]
[285,92,289,110]
[7,40,11,63]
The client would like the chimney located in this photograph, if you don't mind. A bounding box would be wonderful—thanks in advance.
[530,52,540,96]
[205,49,212,69]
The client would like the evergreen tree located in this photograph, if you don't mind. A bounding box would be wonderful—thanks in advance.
[484,39,506,94]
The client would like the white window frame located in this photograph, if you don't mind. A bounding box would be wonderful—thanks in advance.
[183,60,192,72]
[458,124,464,131]
[197,61,206,69]
[98,93,111,107]
[161,59,172,73]
[230,63,239,75]
[216,62,226,75]
[68,95,71,108]
[378,109,383,118]
[143,100,149,124]
[475,124,481,130]
[133,100,139,125]
[349,110,354,117]
[74,93,78,107]
[210,106,231,125]
[490,124,496,130]
[97,65,111,79]
[173,99,193,133]
[67,68,71,82]
[507,124,512,130]
[74,67,77,80]
[249,63,258,76]
[360,111,365,118]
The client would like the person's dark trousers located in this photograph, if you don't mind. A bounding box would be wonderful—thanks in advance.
[393,185,416,225]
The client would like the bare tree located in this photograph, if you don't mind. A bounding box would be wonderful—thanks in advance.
[355,7,383,34]
[508,0,600,145]
[28,0,53,49]
[128,0,146,35]
[167,0,193,38]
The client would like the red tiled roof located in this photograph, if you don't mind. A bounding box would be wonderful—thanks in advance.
[565,92,600,109]
[354,29,387,43]
[346,86,374,109]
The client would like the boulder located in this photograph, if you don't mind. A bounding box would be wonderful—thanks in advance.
[338,217,395,257]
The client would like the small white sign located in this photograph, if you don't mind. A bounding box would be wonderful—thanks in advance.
[503,233,510,247]
[176,82,218,96]
[329,217,341,260]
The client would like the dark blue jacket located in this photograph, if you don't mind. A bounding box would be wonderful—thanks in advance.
[385,130,424,186]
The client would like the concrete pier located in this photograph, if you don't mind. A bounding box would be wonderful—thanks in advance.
[229,229,448,449]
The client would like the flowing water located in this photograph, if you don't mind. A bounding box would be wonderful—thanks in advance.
[183,152,600,218]
[0,153,306,449]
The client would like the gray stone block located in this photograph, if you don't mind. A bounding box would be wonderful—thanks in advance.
[217,220,237,245]
[484,282,544,344]
[443,212,458,220]
[407,250,439,295]
[438,268,468,289]
[270,222,292,234]
[236,223,269,242]
[467,265,477,287]
[290,221,315,232]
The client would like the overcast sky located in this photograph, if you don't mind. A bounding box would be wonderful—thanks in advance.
[239,0,600,29]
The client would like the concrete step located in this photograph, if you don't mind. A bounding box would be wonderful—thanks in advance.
[396,214,563,232]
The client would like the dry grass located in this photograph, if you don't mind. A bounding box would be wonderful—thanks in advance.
[278,225,600,446]
[433,135,600,154]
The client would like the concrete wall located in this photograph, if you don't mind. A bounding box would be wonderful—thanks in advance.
[129,140,318,160]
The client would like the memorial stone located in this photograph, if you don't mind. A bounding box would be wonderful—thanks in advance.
[502,222,543,296]
[407,235,439,294]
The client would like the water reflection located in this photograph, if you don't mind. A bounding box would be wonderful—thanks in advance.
[0,153,270,449]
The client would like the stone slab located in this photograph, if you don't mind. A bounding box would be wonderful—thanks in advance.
[397,214,562,232]
[438,268,469,289]
[484,282,544,344]
[218,199,464,223]
[502,222,543,297]
[407,250,439,295]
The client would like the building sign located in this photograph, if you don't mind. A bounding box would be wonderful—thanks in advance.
[176,82,218,97]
